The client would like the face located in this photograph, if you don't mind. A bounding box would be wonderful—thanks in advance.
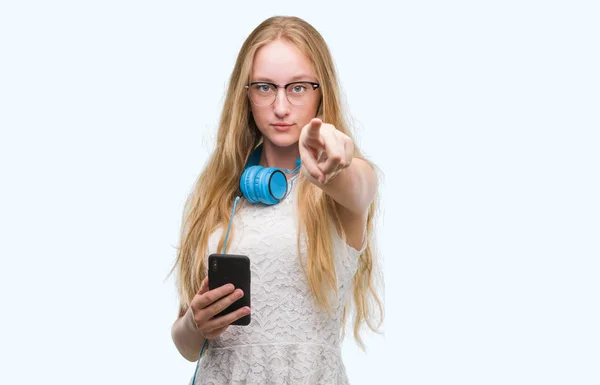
[249,39,321,149]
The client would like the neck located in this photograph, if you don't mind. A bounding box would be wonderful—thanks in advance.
[259,140,300,173]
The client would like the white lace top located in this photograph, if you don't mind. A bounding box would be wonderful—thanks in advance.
[192,183,366,385]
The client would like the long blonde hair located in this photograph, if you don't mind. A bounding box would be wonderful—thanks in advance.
[170,16,383,350]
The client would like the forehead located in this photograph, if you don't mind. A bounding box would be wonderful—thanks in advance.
[251,40,317,82]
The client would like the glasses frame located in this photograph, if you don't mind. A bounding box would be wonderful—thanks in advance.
[245,81,321,106]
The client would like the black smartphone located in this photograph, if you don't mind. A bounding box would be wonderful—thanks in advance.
[207,253,251,326]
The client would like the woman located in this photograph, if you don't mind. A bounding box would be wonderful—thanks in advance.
[170,15,384,384]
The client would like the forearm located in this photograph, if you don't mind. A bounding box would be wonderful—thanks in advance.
[171,306,206,362]
[308,157,377,216]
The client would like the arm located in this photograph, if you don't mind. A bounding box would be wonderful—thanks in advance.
[305,157,377,217]
[299,118,378,218]
[171,305,206,362]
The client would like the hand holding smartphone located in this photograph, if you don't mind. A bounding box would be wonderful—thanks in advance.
[207,253,251,326]
[187,254,251,340]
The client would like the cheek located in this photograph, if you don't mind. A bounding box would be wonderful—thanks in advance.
[304,97,321,120]
[298,102,320,125]
[250,106,269,131]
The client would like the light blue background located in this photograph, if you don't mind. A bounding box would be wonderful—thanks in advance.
[1,1,598,384]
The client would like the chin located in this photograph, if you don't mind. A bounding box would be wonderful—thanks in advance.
[262,132,300,148]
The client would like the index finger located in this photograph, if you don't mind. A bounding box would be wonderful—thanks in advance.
[305,118,322,138]
[192,282,236,310]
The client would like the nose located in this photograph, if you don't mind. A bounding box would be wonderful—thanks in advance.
[273,87,290,118]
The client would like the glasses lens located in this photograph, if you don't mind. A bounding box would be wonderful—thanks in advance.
[248,83,276,106]
[287,82,317,106]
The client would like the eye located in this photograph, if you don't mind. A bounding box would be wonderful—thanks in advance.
[253,83,273,93]
[289,84,308,93]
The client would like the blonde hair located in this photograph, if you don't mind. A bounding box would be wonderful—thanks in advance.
[170,15,383,350]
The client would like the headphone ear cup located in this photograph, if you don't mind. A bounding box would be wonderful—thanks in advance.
[254,168,287,205]
[241,165,289,205]
[264,169,287,204]
[240,165,261,203]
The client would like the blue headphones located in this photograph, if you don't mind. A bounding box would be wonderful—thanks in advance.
[240,144,301,205]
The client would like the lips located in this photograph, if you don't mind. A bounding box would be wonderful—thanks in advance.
[272,123,294,131]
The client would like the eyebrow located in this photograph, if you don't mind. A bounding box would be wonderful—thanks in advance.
[252,74,317,83]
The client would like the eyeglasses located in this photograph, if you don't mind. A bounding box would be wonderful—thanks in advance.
[246,81,320,107]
